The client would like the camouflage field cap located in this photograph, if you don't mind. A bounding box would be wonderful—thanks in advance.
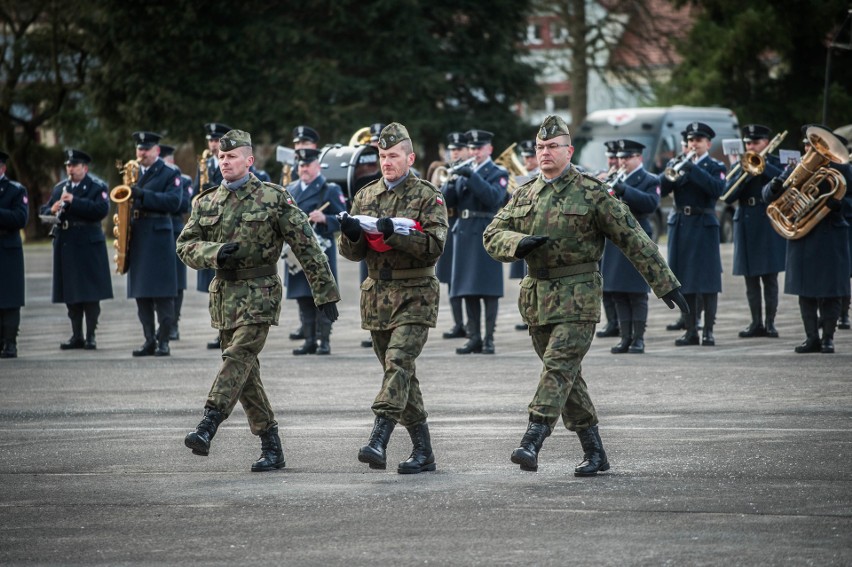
[219,129,252,152]
[378,122,410,149]
[538,115,571,143]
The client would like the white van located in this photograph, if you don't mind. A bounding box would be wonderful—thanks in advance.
[572,106,741,242]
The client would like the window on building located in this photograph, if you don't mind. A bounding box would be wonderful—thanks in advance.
[525,23,543,45]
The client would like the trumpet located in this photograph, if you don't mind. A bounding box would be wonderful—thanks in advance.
[605,166,627,185]
[721,131,788,201]
[448,157,475,175]
[664,151,696,182]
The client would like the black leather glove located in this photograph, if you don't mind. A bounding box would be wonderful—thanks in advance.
[679,158,695,172]
[454,166,473,178]
[317,301,339,323]
[826,198,842,212]
[662,287,690,314]
[131,185,144,201]
[338,214,363,241]
[376,217,394,238]
[612,182,626,197]
[515,235,549,259]
[217,242,240,267]
[766,176,785,198]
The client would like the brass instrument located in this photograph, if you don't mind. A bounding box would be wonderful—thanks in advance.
[605,166,627,185]
[110,159,140,274]
[349,127,372,146]
[494,143,529,194]
[198,149,212,189]
[432,157,476,186]
[766,126,848,240]
[721,130,788,200]
[663,150,696,182]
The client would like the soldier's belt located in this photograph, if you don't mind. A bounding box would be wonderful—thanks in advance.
[133,210,171,220]
[368,266,436,281]
[447,208,457,218]
[459,209,493,219]
[526,261,598,280]
[675,206,712,216]
[216,265,278,281]
[63,221,102,229]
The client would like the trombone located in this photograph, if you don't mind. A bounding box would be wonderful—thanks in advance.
[663,151,696,182]
[721,130,787,201]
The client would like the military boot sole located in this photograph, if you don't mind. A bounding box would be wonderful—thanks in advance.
[397,460,437,474]
[510,448,538,471]
[574,461,611,477]
[184,433,210,456]
[251,458,286,472]
[358,447,387,469]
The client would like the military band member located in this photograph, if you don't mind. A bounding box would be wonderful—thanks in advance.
[444,129,509,355]
[285,148,346,355]
[510,139,538,331]
[159,144,194,341]
[437,131,469,340]
[368,123,386,146]
[40,149,113,350]
[196,122,230,349]
[484,115,687,475]
[763,127,850,353]
[841,137,852,330]
[127,131,182,357]
[338,122,448,474]
[0,151,28,359]
[722,124,785,338]
[601,139,661,354]
[596,140,622,339]
[660,122,726,346]
[179,129,340,471]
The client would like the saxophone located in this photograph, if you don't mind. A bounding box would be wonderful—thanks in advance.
[198,149,212,189]
[110,159,140,274]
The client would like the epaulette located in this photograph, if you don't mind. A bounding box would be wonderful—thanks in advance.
[193,184,219,202]
[417,177,440,193]
[262,181,288,194]
[579,168,606,187]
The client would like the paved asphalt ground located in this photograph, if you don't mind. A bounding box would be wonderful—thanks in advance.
[1,242,850,566]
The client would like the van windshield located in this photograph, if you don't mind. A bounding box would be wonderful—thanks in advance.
[573,134,657,175]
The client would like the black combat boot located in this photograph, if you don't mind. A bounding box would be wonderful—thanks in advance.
[628,321,646,354]
[821,317,837,354]
[481,299,497,354]
[207,335,221,350]
[251,425,286,472]
[0,338,17,359]
[574,425,610,477]
[154,340,170,356]
[765,306,779,338]
[675,302,700,346]
[442,323,466,339]
[457,312,482,354]
[610,320,632,354]
[795,303,821,353]
[738,297,766,338]
[398,422,436,474]
[60,313,85,350]
[510,420,551,471]
[358,415,396,469]
[293,318,317,355]
[838,296,851,330]
[184,408,225,456]
[595,319,619,338]
[702,327,715,346]
[316,316,331,355]
[133,325,156,357]
[666,315,686,331]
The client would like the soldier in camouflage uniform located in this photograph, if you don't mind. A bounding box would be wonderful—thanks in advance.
[337,122,448,475]
[483,115,688,476]
[177,130,340,472]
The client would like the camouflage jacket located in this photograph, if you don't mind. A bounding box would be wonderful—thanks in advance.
[483,165,679,325]
[177,174,340,330]
[338,173,448,330]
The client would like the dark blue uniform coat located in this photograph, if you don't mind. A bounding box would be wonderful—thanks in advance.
[195,154,223,292]
[660,154,727,293]
[0,176,28,309]
[127,158,181,299]
[723,154,786,276]
[839,163,852,279]
[40,176,113,304]
[169,169,193,291]
[284,175,345,299]
[444,159,508,298]
[436,168,456,285]
[601,166,660,293]
[763,162,851,298]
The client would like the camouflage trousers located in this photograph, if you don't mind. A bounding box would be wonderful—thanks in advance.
[205,324,276,435]
[370,324,429,427]
[527,322,598,431]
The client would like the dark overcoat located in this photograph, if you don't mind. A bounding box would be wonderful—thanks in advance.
[660,154,727,293]
[40,175,113,304]
[127,158,181,299]
[443,159,508,298]
[601,167,660,293]
[0,176,28,308]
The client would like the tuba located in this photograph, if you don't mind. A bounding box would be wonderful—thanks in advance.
[766,126,848,240]
[494,143,529,194]
[349,127,372,146]
[110,159,140,274]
